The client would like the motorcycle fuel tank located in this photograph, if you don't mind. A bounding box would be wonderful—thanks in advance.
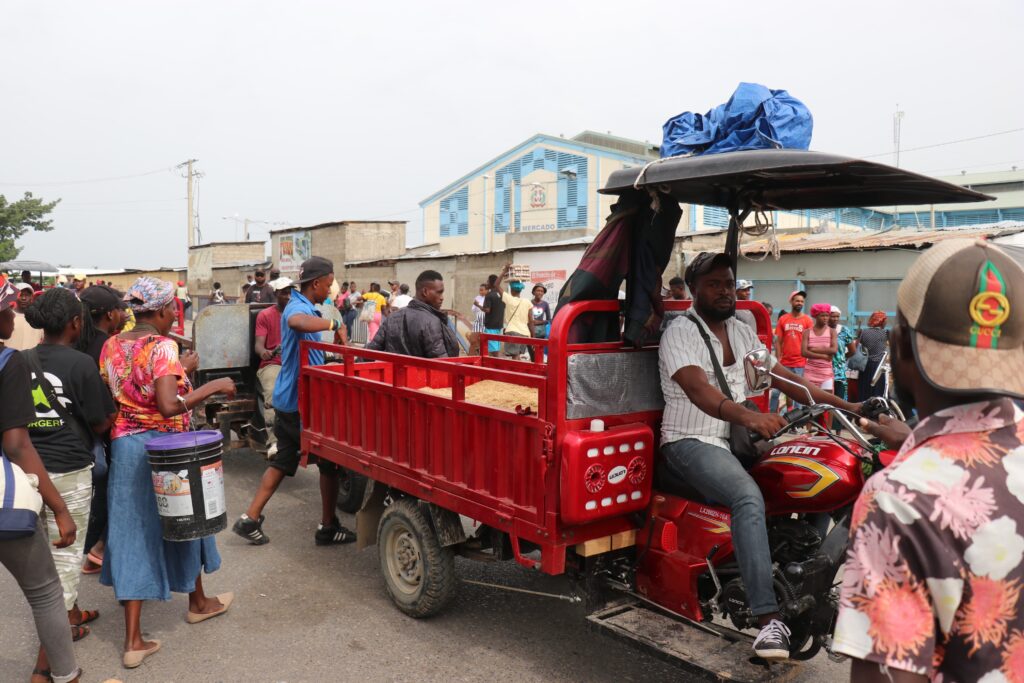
[750,435,865,515]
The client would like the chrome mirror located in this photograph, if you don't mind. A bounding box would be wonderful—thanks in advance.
[744,349,772,392]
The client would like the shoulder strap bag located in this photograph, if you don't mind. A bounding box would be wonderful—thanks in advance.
[0,347,44,538]
[686,315,761,469]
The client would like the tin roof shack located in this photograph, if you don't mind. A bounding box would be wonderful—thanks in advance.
[188,241,268,297]
[72,268,187,292]
[270,221,407,281]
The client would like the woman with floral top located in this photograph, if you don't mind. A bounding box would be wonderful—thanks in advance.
[99,277,237,670]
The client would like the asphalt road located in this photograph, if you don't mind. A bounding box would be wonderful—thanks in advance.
[0,450,852,682]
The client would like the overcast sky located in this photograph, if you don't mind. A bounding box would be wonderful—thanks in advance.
[3,0,1022,270]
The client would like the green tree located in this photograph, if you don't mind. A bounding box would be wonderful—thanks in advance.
[0,192,61,262]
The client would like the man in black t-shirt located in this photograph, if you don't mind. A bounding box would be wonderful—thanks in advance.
[245,270,275,304]
[481,274,505,357]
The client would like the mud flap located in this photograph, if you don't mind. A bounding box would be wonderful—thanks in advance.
[426,504,467,548]
[355,480,387,551]
[587,601,800,683]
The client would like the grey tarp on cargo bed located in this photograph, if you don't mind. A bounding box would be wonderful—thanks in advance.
[566,350,664,420]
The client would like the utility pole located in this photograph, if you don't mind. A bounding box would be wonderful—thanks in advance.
[177,159,200,247]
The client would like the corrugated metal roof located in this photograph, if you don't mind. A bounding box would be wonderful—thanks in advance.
[741,222,1024,254]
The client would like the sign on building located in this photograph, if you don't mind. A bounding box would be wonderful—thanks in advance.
[278,231,311,272]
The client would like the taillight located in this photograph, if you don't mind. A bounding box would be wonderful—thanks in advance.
[653,519,678,553]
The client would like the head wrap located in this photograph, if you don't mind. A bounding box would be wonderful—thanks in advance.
[125,276,175,313]
[810,303,831,317]
[868,310,888,328]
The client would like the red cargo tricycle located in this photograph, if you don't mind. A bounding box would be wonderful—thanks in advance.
[299,150,989,681]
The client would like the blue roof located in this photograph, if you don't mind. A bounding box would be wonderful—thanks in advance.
[419,133,655,207]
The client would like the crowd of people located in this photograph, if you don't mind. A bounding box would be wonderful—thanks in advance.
[5,239,1021,682]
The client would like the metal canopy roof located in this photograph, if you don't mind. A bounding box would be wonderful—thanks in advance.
[600,149,993,210]
[0,260,60,273]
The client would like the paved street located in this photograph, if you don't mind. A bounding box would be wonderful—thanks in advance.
[1,450,851,682]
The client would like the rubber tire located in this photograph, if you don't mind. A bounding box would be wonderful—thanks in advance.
[377,498,456,618]
[336,469,368,514]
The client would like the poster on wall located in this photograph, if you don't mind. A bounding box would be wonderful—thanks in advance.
[531,269,567,309]
[278,231,311,272]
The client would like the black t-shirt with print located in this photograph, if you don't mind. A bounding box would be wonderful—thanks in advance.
[27,344,115,473]
[0,349,36,433]
[483,290,505,330]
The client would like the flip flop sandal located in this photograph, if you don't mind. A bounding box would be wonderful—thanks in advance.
[87,550,103,566]
[81,561,101,575]
[71,624,90,641]
[77,608,100,625]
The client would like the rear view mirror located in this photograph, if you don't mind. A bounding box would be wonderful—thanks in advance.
[744,349,772,392]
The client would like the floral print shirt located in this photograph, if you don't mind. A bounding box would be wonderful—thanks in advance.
[100,334,191,439]
[834,398,1024,681]
[832,324,856,382]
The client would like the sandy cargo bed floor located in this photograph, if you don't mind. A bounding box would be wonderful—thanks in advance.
[419,380,538,412]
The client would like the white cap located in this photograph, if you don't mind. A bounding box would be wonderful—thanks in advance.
[736,279,753,290]
[269,277,294,291]
[830,305,841,314]
[14,282,34,292]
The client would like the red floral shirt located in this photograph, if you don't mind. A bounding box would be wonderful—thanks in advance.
[100,334,192,438]
[834,398,1024,681]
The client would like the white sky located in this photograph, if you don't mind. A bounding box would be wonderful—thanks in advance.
[3,0,1022,269]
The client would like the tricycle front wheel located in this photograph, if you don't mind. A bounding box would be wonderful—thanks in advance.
[377,498,456,618]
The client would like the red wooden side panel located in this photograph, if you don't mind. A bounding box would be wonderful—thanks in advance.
[300,344,552,537]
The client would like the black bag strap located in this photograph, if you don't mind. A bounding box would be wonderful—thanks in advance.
[22,349,94,450]
[686,313,734,401]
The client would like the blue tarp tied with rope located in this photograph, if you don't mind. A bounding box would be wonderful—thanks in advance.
[661,82,813,158]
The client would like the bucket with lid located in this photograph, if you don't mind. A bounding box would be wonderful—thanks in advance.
[146,430,227,541]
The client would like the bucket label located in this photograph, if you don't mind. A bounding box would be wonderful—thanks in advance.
[152,469,193,517]
[201,462,226,520]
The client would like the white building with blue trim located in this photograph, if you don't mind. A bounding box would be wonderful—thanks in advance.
[418,131,659,255]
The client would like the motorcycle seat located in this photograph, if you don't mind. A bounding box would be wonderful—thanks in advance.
[654,458,714,506]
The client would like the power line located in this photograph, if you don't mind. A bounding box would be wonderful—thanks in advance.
[0,166,176,187]
[861,127,1024,159]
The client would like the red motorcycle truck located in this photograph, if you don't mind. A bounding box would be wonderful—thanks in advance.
[298,150,989,681]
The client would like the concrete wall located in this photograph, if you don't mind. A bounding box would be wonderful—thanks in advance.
[94,269,186,292]
[272,222,407,279]
[187,242,266,295]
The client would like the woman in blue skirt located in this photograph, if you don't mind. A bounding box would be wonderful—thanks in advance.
[99,277,237,669]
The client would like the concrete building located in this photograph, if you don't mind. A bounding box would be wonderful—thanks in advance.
[418,131,660,255]
[270,220,406,281]
[187,241,268,298]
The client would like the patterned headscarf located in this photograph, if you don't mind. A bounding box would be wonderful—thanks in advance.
[868,310,888,328]
[0,275,18,313]
[124,276,175,313]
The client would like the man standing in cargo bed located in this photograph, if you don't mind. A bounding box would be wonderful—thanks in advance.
[366,270,459,359]
[232,256,356,547]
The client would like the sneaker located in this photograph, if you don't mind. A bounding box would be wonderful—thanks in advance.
[266,443,278,460]
[232,514,269,545]
[753,619,791,660]
[315,518,357,546]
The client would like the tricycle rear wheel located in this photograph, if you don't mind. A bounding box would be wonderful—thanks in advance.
[336,468,368,513]
[377,498,456,618]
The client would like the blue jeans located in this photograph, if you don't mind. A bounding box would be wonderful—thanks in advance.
[661,438,778,616]
[769,365,805,413]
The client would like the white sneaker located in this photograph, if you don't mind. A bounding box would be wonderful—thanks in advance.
[266,443,278,459]
[752,619,791,660]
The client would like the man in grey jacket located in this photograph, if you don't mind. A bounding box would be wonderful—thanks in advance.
[366,270,459,359]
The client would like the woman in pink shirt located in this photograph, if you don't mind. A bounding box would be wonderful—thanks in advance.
[801,303,838,392]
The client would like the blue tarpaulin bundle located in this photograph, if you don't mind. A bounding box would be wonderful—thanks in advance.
[661,82,813,158]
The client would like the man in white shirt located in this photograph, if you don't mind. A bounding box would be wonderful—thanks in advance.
[658,252,861,661]
[390,283,412,309]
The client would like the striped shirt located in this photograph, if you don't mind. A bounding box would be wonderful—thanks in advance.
[659,312,768,450]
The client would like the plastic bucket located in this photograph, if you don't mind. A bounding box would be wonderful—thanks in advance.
[145,431,227,542]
